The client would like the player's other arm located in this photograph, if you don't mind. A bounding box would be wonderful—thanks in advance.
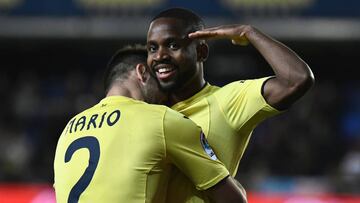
[189,25,315,110]
[164,109,246,202]
[205,176,247,203]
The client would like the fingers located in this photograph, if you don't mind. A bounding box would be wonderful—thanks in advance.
[189,28,232,40]
[188,25,230,39]
[188,30,219,39]
[188,25,240,38]
[189,30,249,46]
[188,25,250,46]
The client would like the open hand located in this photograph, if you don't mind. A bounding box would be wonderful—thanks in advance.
[188,24,251,46]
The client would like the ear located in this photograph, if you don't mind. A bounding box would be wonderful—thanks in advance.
[196,42,209,62]
[135,63,149,84]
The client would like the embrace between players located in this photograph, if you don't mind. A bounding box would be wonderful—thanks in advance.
[54,8,315,203]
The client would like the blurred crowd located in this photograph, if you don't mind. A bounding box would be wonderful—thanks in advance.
[0,69,102,182]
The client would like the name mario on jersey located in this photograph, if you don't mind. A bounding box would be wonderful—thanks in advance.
[64,110,121,134]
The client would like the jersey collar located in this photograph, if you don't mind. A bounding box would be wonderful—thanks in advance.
[171,83,215,110]
[99,96,139,106]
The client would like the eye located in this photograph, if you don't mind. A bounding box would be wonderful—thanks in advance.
[169,42,179,50]
[148,44,157,53]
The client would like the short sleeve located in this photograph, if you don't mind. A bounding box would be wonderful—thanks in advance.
[163,109,229,190]
[214,77,281,131]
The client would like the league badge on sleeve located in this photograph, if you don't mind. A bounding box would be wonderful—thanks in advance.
[200,132,218,161]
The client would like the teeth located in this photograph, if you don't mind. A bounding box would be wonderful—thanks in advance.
[158,68,172,73]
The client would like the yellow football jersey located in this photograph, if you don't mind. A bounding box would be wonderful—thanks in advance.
[166,77,281,203]
[54,96,229,203]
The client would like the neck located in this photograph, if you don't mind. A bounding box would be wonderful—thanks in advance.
[168,75,206,106]
[106,80,143,101]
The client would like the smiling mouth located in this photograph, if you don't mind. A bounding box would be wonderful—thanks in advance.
[154,65,177,80]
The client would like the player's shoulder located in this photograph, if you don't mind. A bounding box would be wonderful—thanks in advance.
[221,79,250,89]
[217,77,271,91]
[163,107,199,129]
[138,102,170,115]
[106,96,169,117]
[163,106,187,119]
[132,102,181,124]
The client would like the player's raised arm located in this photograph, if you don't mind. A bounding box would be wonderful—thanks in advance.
[189,25,315,110]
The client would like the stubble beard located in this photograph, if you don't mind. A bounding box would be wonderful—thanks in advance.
[160,64,198,93]
[143,75,168,105]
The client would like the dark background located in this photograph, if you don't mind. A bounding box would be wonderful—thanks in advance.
[0,0,359,195]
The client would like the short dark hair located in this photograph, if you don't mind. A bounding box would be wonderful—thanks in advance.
[151,7,205,32]
[103,44,147,94]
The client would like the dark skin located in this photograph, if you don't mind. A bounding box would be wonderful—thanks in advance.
[147,18,315,109]
[147,18,206,104]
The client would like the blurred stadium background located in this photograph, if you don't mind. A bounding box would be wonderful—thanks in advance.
[0,0,359,202]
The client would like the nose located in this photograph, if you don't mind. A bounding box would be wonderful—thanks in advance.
[154,47,170,62]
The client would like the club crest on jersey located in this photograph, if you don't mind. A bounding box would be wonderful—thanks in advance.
[200,132,218,160]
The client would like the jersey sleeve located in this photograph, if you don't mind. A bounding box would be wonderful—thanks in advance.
[163,109,229,190]
[214,77,281,131]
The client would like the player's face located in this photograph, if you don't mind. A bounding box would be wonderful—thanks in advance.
[147,18,201,92]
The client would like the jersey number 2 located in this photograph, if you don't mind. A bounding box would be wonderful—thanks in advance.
[65,136,100,203]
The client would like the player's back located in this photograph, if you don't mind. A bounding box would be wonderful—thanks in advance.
[54,96,171,203]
